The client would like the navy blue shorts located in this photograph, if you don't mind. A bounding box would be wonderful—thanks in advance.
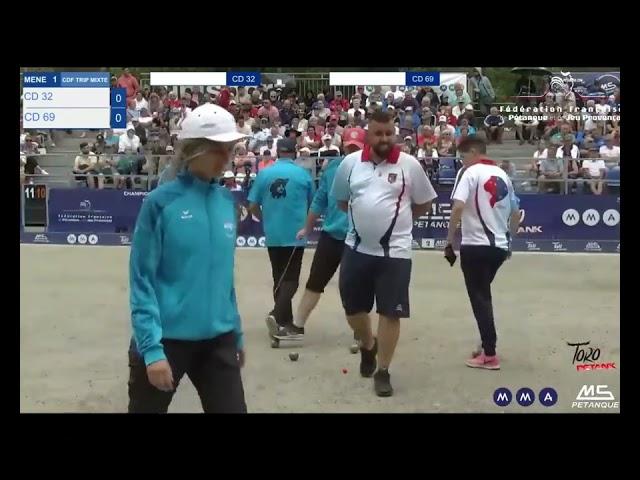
[338,247,411,318]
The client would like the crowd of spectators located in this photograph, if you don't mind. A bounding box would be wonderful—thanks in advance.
[19,68,621,194]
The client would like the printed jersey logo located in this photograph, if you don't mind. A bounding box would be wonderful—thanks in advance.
[388,173,397,184]
[483,176,509,208]
[270,178,289,199]
[181,210,193,220]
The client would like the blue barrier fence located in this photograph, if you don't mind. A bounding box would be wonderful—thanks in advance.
[21,188,620,253]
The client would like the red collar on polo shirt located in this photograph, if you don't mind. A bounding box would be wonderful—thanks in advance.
[361,144,401,164]
[477,158,497,166]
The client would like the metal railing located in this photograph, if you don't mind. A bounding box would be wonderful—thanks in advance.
[21,154,620,195]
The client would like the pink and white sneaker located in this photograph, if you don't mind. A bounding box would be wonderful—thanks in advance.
[465,352,500,370]
[471,343,483,358]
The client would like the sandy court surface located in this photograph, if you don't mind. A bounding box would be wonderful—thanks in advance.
[20,245,620,413]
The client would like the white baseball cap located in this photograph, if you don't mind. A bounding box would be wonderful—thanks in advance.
[179,104,247,143]
[439,115,447,122]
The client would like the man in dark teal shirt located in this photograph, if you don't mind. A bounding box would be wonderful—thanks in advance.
[275,128,366,342]
[248,138,314,338]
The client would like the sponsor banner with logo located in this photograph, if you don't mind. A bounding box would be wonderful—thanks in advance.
[23,191,620,252]
[47,188,147,233]
[551,71,620,98]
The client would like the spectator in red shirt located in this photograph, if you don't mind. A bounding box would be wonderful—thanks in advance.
[258,99,281,123]
[218,87,231,110]
[330,90,350,111]
[164,91,181,111]
[117,68,140,103]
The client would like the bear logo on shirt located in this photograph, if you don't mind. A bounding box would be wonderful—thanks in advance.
[483,176,509,208]
[270,178,289,199]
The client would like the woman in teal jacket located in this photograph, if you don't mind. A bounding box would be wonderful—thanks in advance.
[128,104,248,413]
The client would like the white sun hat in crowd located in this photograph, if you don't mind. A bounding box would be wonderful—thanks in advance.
[179,104,247,143]
[223,170,235,179]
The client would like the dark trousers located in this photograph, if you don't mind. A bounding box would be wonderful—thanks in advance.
[267,246,304,326]
[460,245,508,357]
[128,332,246,413]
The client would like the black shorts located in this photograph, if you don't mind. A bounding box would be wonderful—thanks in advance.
[306,231,345,293]
[338,247,411,318]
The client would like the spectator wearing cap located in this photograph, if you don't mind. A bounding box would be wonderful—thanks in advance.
[303,126,322,153]
[119,126,141,154]
[258,99,280,124]
[330,91,350,112]
[452,99,472,119]
[434,115,456,138]
[456,104,476,128]
[117,68,140,104]
[483,107,505,144]
[234,171,247,191]
[222,170,237,190]
[318,134,341,155]
[420,106,436,129]
[93,133,108,155]
[248,137,315,338]
[110,76,118,88]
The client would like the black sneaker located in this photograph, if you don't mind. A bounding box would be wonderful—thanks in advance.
[359,338,378,378]
[274,324,304,341]
[374,368,393,397]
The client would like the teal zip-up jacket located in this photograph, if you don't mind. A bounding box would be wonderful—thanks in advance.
[311,157,348,241]
[129,171,243,366]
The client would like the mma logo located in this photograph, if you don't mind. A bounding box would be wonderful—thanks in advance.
[258,237,266,247]
[493,387,558,407]
[247,236,257,247]
[236,236,247,247]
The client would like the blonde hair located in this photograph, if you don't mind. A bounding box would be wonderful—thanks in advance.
[159,138,224,183]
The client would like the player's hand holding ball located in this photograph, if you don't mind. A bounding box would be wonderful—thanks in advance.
[147,359,174,392]
[444,243,457,267]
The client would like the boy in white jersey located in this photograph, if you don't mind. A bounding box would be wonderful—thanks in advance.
[444,137,520,370]
[331,111,437,396]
